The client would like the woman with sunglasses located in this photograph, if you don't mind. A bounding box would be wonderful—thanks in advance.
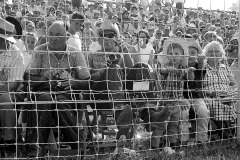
[133,30,155,67]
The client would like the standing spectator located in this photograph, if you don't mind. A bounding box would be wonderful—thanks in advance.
[134,30,155,67]
[85,3,95,20]
[157,41,193,148]
[184,38,210,145]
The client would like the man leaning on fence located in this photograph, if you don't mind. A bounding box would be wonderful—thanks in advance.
[0,17,25,154]
[25,20,90,157]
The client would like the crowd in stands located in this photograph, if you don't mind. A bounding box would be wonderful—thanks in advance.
[0,0,239,158]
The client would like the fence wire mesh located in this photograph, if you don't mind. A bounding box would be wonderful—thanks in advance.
[0,0,239,159]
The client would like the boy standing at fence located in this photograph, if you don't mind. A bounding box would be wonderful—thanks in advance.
[153,42,194,148]
[184,39,210,145]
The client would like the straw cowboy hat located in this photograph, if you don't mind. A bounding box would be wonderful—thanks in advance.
[0,17,16,43]
[186,23,198,34]
[173,26,185,35]
[186,38,203,54]
[157,37,189,68]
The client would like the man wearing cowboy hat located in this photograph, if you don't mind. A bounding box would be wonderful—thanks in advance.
[0,17,25,154]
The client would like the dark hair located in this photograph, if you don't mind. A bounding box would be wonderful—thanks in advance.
[71,12,85,20]
[123,32,132,39]
[137,30,150,44]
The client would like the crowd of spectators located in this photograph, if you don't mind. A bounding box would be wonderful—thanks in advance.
[0,0,239,158]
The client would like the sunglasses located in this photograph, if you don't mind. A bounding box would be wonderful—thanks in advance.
[99,30,116,38]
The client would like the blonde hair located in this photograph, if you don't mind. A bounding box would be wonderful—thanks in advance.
[203,41,226,58]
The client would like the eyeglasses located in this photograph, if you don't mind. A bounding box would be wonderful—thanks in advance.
[99,30,116,38]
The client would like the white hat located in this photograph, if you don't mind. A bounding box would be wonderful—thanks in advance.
[186,38,203,54]
[158,37,189,68]
[0,17,16,43]
[96,20,120,38]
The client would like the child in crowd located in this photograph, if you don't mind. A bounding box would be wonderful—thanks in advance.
[22,33,38,69]
[153,42,195,148]
[56,10,64,20]
[26,21,36,33]
[83,19,96,41]
[183,38,210,144]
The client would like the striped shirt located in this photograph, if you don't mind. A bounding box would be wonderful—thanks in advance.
[0,45,25,86]
[29,43,90,80]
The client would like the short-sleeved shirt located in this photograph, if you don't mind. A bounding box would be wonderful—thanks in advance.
[0,45,25,86]
[29,43,90,80]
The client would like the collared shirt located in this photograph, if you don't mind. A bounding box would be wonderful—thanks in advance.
[0,45,25,86]
[203,63,237,121]
[202,63,235,96]
[29,43,90,80]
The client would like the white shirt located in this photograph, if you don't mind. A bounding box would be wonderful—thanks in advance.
[67,33,82,51]
[134,43,155,64]
[14,40,33,70]
[0,45,25,86]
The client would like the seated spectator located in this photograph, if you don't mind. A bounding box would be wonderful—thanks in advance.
[133,30,155,67]
[26,21,36,33]
[122,32,137,54]
[202,41,238,138]
[22,32,38,69]
[0,17,25,155]
[56,10,63,19]
[85,20,134,139]
[25,20,90,156]
[68,12,84,51]
[226,38,240,86]
[153,29,162,54]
